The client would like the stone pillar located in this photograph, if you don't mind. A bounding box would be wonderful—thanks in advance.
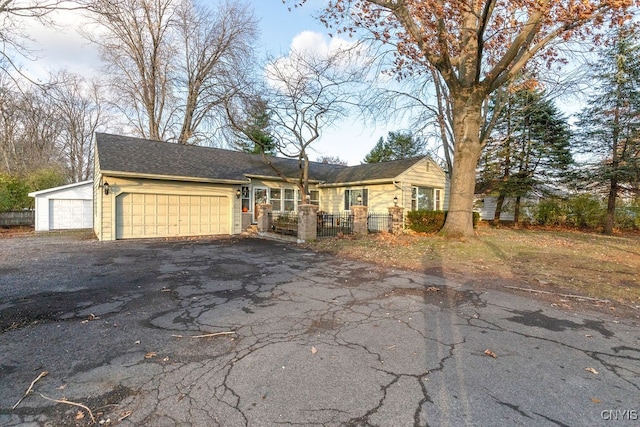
[256,204,273,232]
[388,206,404,235]
[351,205,368,236]
[297,204,319,242]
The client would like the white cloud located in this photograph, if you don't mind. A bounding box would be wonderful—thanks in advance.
[14,10,102,81]
[288,30,366,63]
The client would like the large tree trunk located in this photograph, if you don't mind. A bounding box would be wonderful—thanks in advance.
[604,174,617,235]
[493,194,505,223]
[604,102,621,235]
[441,91,485,237]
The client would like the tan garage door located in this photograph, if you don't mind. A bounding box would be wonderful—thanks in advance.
[116,193,229,239]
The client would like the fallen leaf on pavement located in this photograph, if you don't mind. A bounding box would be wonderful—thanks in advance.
[591,398,601,403]
[311,346,317,354]
[585,367,599,374]
[484,349,498,358]
[76,411,85,420]
[426,286,440,292]
[144,352,157,359]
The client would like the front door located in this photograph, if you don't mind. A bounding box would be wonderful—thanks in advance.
[253,187,268,222]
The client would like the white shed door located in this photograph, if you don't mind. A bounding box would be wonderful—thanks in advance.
[115,193,229,239]
[49,199,93,230]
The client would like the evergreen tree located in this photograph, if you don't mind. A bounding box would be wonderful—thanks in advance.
[363,131,425,163]
[478,89,572,224]
[234,97,277,156]
[575,25,640,235]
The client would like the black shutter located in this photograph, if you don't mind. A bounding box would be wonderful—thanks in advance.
[362,189,368,206]
[344,190,350,210]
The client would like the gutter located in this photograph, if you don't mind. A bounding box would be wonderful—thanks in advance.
[99,170,249,185]
[317,178,395,188]
[244,174,323,184]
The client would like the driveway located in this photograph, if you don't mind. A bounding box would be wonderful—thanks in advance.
[0,234,638,426]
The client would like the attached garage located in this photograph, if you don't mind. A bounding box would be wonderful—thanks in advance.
[29,181,93,231]
[94,134,253,241]
[115,193,229,239]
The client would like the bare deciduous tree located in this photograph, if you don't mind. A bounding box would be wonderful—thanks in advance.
[1,0,86,80]
[48,71,109,182]
[0,79,63,174]
[229,47,365,196]
[87,0,257,144]
[175,0,257,144]
[87,0,177,141]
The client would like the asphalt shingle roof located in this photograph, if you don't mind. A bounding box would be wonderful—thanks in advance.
[95,133,427,185]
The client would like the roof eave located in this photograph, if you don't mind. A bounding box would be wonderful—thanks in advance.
[318,178,396,188]
[100,170,249,185]
[28,180,93,197]
[244,174,323,184]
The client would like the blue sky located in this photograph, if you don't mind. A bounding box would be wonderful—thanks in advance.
[16,0,390,165]
[245,0,391,164]
[249,0,328,53]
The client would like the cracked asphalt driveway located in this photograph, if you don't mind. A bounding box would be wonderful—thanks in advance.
[0,234,638,426]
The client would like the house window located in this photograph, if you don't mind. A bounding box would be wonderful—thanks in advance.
[270,188,282,211]
[411,186,434,210]
[241,186,250,212]
[297,189,320,206]
[284,188,296,211]
[344,189,368,210]
[310,190,319,206]
[435,189,441,210]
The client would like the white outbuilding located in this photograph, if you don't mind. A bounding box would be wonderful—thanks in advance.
[29,180,93,231]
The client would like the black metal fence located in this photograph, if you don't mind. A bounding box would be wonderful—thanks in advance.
[267,211,394,239]
[317,212,353,237]
[367,213,392,233]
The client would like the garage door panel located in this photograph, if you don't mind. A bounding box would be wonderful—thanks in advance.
[116,192,229,239]
[49,199,92,230]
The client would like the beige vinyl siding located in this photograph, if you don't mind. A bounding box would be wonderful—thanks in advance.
[319,187,343,213]
[319,159,446,214]
[366,183,399,212]
[395,158,447,211]
[93,153,102,240]
[319,184,398,213]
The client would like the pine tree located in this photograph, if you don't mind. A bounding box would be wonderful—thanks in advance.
[478,89,572,224]
[363,131,425,163]
[576,25,640,235]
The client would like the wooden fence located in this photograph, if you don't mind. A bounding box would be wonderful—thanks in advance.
[0,210,34,227]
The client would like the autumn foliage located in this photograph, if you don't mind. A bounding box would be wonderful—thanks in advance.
[292,0,638,236]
